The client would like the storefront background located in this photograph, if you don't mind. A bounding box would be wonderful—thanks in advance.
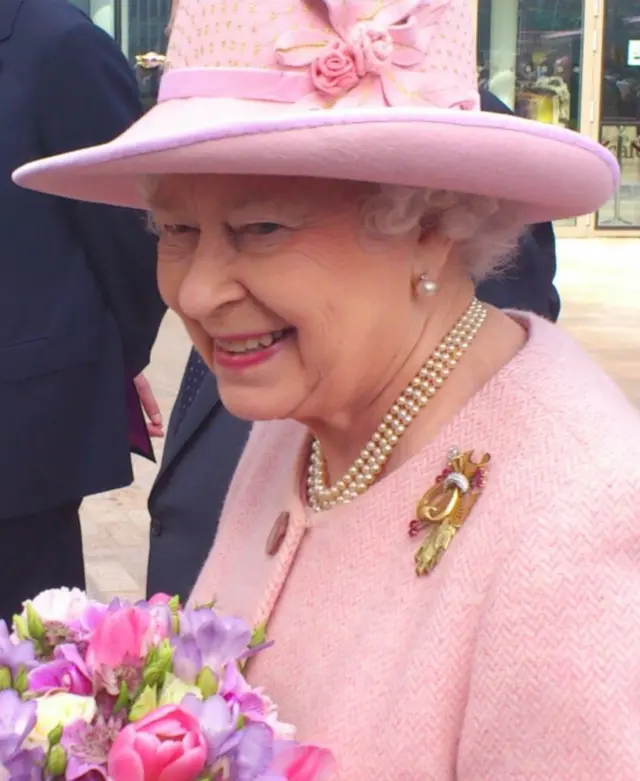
[477,0,640,235]
[78,0,640,237]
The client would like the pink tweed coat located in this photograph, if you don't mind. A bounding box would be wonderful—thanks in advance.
[191,314,640,780]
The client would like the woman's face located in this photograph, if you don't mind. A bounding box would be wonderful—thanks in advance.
[151,174,447,425]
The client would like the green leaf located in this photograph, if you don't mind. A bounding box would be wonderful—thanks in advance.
[145,647,158,668]
[46,745,67,776]
[25,604,46,642]
[168,595,181,612]
[114,682,130,713]
[13,666,28,695]
[194,600,216,610]
[129,685,158,722]
[249,624,267,648]
[195,667,218,699]
[142,664,162,686]
[159,673,202,706]
[47,724,63,747]
[156,638,174,668]
[12,614,29,641]
[0,667,11,691]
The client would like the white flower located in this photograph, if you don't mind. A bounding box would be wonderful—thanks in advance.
[27,693,97,749]
[22,588,90,623]
[259,690,296,740]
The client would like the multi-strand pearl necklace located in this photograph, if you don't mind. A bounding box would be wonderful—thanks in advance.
[306,298,487,512]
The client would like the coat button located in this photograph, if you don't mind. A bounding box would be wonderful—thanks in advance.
[150,518,163,537]
[266,512,289,556]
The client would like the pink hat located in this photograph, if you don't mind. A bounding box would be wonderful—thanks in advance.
[13,0,618,223]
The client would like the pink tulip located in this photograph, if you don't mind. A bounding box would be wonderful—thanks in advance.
[147,593,174,607]
[86,605,152,672]
[107,705,207,781]
[271,745,336,781]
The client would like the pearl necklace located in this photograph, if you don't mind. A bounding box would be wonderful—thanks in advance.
[306,298,487,512]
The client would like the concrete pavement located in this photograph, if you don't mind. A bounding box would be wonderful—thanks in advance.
[80,238,640,602]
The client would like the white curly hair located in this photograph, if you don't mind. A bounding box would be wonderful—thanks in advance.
[360,185,526,280]
[140,175,527,281]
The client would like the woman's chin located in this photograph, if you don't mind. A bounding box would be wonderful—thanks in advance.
[219,389,299,423]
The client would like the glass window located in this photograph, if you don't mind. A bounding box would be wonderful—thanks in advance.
[120,0,171,110]
[69,0,115,36]
[477,0,585,226]
[596,0,640,228]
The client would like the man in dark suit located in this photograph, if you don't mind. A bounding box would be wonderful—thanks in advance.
[1,0,166,619]
[146,89,561,602]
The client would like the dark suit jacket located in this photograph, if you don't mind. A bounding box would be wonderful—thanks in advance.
[478,90,560,321]
[0,0,165,519]
[146,366,250,600]
[146,90,560,601]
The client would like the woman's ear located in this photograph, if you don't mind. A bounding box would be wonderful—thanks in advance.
[414,229,454,281]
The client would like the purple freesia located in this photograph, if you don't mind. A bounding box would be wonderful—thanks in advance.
[182,693,240,762]
[3,748,45,781]
[220,663,267,721]
[28,643,92,695]
[175,608,251,676]
[0,690,37,764]
[230,723,275,781]
[0,622,36,676]
[172,636,202,685]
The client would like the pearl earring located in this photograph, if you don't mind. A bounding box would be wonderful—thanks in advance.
[415,274,438,297]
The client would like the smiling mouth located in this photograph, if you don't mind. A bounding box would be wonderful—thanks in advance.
[215,328,295,355]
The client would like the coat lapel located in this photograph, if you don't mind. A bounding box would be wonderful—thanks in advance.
[155,372,221,483]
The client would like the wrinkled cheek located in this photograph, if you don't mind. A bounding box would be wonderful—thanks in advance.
[292,328,332,395]
[156,260,187,313]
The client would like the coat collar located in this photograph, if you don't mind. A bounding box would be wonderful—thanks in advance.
[0,0,25,42]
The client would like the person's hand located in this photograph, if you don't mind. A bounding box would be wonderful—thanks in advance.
[134,373,164,438]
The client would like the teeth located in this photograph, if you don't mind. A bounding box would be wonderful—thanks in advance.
[217,329,287,354]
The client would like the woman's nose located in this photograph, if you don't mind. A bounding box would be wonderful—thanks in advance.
[177,244,243,321]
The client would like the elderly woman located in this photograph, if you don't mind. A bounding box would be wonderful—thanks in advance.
[13,0,640,777]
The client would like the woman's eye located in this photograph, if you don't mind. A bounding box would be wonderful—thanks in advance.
[162,224,196,236]
[240,222,283,236]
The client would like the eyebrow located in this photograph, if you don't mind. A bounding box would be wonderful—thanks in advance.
[146,189,313,222]
[227,196,312,220]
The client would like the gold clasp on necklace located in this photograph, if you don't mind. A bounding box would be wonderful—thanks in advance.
[409,447,490,576]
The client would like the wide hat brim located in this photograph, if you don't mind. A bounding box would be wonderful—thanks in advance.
[13,97,619,224]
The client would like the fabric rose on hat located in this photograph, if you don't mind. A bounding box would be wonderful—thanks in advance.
[310,41,359,96]
[275,0,477,109]
[350,26,394,76]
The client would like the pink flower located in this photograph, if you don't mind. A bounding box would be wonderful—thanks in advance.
[270,744,336,781]
[349,26,393,77]
[86,606,157,692]
[28,644,92,695]
[107,705,207,781]
[147,593,173,607]
[310,41,359,96]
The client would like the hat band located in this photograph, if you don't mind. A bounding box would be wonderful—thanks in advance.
[158,68,313,104]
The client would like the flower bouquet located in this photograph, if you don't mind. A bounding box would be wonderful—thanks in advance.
[0,589,334,781]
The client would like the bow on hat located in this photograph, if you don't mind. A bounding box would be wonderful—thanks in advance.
[275,0,475,109]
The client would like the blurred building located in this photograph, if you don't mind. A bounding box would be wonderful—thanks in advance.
[76,0,640,238]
